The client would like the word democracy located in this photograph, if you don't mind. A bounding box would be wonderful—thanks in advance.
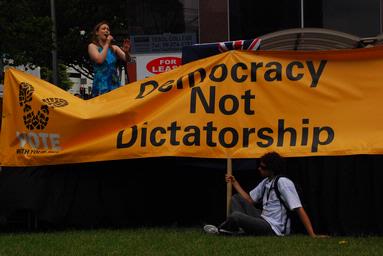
[136,59,328,99]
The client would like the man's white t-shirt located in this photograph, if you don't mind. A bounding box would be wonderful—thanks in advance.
[249,177,302,236]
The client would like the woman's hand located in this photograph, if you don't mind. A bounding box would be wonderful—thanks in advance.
[122,39,131,53]
[105,34,114,46]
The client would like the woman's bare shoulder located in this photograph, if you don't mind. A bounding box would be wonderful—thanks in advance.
[88,42,98,49]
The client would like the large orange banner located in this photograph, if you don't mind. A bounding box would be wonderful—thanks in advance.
[2,47,383,166]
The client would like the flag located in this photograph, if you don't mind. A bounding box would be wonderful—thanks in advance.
[182,38,261,64]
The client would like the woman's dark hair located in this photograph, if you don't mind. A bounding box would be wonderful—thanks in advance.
[259,151,286,176]
[91,20,110,45]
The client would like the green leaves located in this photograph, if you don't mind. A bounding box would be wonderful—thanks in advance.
[0,0,187,85]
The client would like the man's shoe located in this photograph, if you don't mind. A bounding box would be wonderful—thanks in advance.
[203,224,219,234]
[219,227,245,236]
[218,228,236,235]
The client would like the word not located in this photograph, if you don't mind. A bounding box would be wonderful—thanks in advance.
[190,86,255,115]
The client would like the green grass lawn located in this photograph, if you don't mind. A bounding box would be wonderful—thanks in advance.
[0,228,382,256]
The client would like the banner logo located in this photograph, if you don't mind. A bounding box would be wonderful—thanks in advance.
[19,82,68,130]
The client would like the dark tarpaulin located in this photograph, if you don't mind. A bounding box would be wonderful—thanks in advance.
[0,158,229,229]
[0,155,382,235]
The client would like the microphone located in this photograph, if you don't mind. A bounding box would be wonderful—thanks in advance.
[104,32,114,42]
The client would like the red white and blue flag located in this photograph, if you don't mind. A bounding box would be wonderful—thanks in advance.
[182,38,262,64]
[218,38,262,52]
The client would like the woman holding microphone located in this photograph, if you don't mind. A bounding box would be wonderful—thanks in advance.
[88,21,131,98]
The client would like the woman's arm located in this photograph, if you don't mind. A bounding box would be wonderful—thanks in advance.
[88,41,110,64]
[113,39,131,62]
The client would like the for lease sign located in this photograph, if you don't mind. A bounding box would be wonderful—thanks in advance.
[146,57,182,74]
[135,52,182,80]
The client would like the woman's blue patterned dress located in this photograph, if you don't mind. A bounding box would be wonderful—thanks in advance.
[91,47,120,97]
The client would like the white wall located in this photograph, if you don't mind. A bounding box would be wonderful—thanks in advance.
[1,65,41,98]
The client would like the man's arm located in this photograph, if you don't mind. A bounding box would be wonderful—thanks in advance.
[226,174,253,204]
[295,207,316,238]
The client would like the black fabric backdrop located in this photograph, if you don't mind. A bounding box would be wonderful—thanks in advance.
[0,155,382,235]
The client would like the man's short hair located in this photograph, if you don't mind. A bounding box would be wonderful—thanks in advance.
[260,151,286,175]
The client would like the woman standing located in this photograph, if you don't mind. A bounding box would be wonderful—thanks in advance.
[88,21,131,97]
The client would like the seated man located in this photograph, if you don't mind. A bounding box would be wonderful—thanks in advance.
[204,151,320,237]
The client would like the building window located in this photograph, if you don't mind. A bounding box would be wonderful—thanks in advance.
[229,0,301,40]
[305,0,380,37]
[229,0,381,39]
[123,0,198,36]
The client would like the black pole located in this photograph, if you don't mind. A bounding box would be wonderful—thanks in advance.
[50,0,58,85]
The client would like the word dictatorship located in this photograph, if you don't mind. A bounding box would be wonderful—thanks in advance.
[116,119,334,153]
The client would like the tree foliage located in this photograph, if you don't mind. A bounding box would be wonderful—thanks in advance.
[40,64,74,91]
[1,0,186,83]
[0,0,52,68]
